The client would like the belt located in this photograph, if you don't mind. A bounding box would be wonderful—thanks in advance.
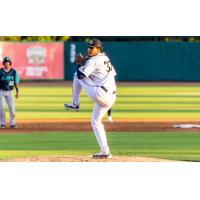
[100,86,116,94]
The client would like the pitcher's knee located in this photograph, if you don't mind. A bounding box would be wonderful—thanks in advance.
[91,118,101,127]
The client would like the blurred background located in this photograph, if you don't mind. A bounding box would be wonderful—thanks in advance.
[1,36,200,82]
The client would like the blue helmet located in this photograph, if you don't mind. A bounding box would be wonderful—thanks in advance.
[3,57,12,65]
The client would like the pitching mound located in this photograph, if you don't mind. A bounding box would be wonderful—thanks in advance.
[1,156,175,162]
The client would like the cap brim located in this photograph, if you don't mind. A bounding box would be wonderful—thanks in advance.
[88,44,95,47]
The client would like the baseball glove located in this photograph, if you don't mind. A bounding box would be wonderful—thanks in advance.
[74,53,86,66]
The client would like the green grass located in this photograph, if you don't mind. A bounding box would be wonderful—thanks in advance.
[2,83,200,161]
[0,131,200,161]
[13,85,200,120]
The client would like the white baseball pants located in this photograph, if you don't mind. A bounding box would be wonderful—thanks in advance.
[72,74,116,155]
[0,90,16,126]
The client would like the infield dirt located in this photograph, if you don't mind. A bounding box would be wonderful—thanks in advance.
[0,120,200,133]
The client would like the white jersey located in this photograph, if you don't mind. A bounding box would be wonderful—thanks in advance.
[79,53,117,92]
[69,51,117,155]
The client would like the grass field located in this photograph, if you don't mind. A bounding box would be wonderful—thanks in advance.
[2,82,200,161]
[15,83,200,120]
[1,131,200,161]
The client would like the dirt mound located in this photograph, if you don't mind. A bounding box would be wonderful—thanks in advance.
[1,155,175,162]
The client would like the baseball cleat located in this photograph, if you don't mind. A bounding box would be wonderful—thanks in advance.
[10,125,17,129]
[92,152,112,159]
[0,125,5,128]
[64,103,80,111]
[108,116,113,123]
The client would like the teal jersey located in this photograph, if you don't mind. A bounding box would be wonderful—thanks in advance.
[0,68,20,91]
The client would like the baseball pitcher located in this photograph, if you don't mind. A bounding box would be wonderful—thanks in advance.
[64,38,117,158]
[0,57,20,128]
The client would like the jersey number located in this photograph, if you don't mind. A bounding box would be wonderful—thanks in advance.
[9,81,14,86]
[104,61,112,73]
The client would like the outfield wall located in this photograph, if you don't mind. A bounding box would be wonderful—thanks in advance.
[64,42,200,81]
[1,41,200,81]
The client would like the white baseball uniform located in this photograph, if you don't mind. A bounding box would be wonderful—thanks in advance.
[71,52,116,155]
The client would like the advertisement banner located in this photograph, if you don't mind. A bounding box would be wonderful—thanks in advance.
[0,42,64,80]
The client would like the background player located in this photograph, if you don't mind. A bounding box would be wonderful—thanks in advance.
[64,38,117,158]
[0,57,20,128]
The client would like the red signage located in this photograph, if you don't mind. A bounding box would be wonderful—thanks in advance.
[0,42,64,80]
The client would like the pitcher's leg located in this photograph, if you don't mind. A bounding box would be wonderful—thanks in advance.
[6,94,16,126]
[77,78,97,102]
[72,73,82,106]
[64,73,82,111]
[91,103,111,155]
[0,94,6,126]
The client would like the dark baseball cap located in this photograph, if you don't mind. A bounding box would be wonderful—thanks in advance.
[3,56,12,64]
[88,38,102,49]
